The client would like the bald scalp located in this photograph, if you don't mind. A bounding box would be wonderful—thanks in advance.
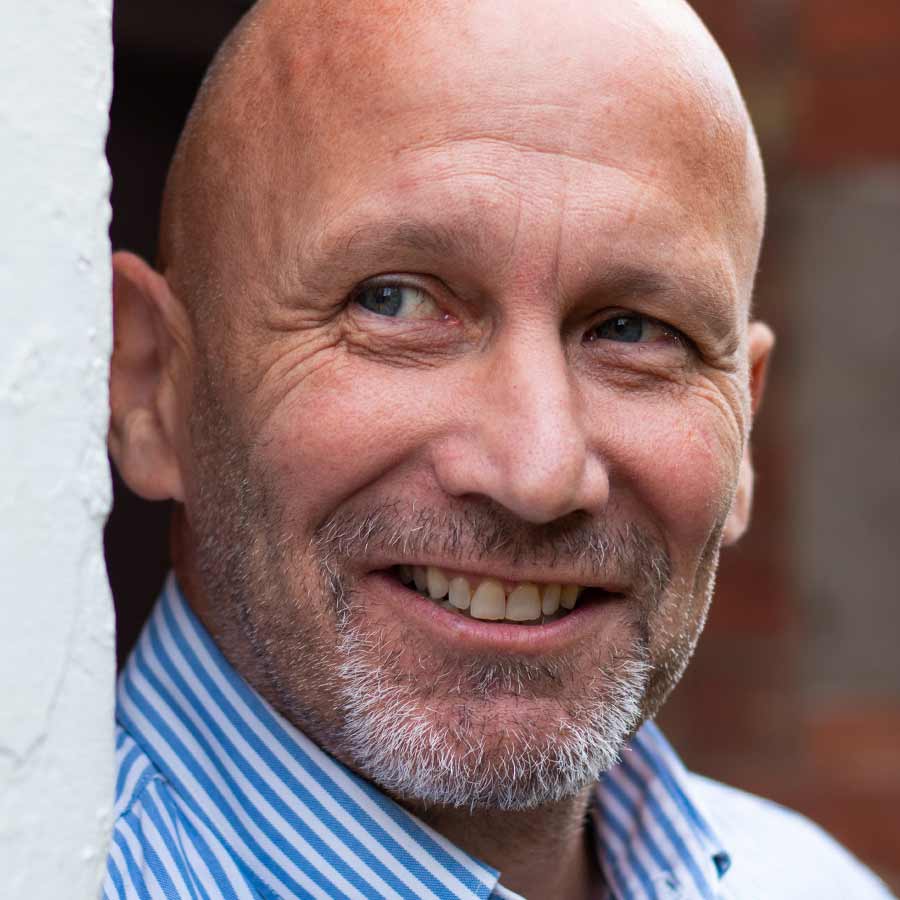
[159,0,766,332]
[160,0,434,322]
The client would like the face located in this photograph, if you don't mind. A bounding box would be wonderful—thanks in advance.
[134,1,772,812]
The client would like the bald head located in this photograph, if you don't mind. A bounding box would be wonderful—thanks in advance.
[160,0,764,332]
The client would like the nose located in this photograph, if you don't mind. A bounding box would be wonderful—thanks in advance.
[433,329,610,524]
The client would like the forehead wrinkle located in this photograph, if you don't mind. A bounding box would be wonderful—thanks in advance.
[342,220,489,266]
[294,215,497,293]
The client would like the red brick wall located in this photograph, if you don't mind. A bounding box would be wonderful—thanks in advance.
[657,3,900,891]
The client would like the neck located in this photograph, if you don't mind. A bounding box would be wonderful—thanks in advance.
[412,789,602,900]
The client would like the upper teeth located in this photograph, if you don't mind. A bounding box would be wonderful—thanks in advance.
[398,565,583,623]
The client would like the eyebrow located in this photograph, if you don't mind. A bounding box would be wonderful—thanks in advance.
[307,218,491,280]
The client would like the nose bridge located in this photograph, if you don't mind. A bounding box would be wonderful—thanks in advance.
[493,327,576,456]
[473,325,607,523]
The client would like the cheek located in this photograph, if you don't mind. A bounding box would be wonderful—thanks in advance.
[600,392,742,560]
[250,358,447,528]
[598,395,741,697]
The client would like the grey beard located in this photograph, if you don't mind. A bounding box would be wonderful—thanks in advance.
[191,477,666,811]
[333,614,651,811]
[187,376,669,811]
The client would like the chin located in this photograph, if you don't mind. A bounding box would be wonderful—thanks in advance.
[332,624,651,810]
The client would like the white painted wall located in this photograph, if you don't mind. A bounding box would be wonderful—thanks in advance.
[0,1,115,898]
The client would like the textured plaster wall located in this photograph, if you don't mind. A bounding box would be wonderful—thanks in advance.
[0,1,115,898]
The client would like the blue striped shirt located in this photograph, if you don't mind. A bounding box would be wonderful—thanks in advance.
[105,575,894,899]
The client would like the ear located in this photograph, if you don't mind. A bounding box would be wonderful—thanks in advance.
[722,320,775,546]
[108,251,191,502]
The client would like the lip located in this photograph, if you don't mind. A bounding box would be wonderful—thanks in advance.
[361,570,631,657]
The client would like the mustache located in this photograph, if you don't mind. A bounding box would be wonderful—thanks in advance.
[312,498,672,600]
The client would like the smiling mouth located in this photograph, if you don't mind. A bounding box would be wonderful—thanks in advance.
[388,564,621,626]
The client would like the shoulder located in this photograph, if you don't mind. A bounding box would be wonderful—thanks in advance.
[689,774,896,899]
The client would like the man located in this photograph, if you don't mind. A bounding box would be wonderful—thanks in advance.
[103,1,894,898]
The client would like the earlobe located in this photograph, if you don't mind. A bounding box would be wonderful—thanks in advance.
[722,320,775,547]
[109,251,189,502]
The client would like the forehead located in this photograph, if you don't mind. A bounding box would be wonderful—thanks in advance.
[203,0,759,313]
[268,0,746,178]
[291,146,738,320]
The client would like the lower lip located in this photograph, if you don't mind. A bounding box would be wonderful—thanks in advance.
[361,571,629,656]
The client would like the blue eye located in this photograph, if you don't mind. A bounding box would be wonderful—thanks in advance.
[356,284,404,316]
[353,282,442,319]
[586,313,676,344]
[596,315,644,342]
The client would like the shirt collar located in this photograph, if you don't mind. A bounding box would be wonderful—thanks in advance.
[593,722,731,899]
[119,574,730,900]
